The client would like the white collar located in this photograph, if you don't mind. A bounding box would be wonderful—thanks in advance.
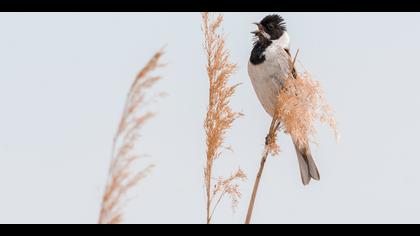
[274,32,290,49]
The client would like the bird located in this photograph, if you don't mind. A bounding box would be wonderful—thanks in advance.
[247,14,320,185]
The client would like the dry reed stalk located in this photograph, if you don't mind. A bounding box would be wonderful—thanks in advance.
[98,49,165,224]
[201,12,246,224]
[245,49,338,224]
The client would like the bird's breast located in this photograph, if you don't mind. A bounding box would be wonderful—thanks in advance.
[248,44,291,117]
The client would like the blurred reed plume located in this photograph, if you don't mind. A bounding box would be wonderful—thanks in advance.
[245,50,338,224]
[201,12,246,224]
[98,49,165,224]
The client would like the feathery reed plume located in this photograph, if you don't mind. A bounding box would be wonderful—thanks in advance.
[276,69,339,151]
[98,49,165,224]
[245,50,338,224]
[201,12,246,224]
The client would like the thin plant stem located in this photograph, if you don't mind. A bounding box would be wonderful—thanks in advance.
[245,120,276,224]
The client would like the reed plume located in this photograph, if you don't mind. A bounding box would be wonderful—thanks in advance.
[98,49,165,224]
[245,50,338,224]
[201,12,246,224]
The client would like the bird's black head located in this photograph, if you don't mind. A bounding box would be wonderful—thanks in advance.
[253,14,287,41]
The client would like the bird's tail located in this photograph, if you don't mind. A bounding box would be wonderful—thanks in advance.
[293,139,320,186]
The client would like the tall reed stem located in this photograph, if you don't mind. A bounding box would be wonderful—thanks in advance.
[245,118,279,224]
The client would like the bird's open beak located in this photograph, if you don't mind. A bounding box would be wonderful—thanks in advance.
[251,22,264,34]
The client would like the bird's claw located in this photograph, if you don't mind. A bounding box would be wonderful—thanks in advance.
[265,135,271,146]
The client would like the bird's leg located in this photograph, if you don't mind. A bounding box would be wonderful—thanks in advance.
[265,135,270,146]
[275,120,281,131]
[265,120,281,146]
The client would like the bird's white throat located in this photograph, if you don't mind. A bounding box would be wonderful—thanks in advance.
[276,32,290,49]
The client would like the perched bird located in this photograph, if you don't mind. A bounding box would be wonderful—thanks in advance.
[247,14,320,185]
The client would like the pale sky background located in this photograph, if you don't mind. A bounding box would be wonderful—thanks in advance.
[1,12,420,224]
